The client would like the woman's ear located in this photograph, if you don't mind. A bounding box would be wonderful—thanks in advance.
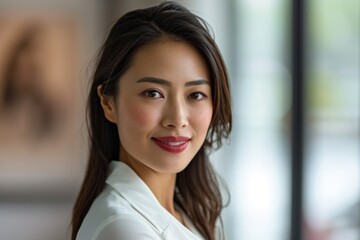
[97,85,117,124]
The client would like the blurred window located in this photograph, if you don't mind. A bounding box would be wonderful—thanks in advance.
[228,0,291,239]
[304,0,360,239]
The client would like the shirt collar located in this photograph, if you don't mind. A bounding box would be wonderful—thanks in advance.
[105,161,171,232]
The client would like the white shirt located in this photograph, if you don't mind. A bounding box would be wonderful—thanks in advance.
[76,161,204,240]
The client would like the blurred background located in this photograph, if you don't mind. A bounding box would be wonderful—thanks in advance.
[0,0,358,240]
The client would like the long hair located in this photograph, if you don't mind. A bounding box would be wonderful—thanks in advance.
[71,2,232,240]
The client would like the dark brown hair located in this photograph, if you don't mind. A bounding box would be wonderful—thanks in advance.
[71,2,232,240]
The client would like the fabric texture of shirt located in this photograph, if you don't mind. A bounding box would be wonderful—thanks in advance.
[76,161,205,240]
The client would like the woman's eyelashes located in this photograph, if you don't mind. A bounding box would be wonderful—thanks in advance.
[140,89,209,101]
[188,91,207,100]
[142,89,163,99]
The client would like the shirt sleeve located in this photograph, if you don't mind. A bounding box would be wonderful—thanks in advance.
[95,216,159,240]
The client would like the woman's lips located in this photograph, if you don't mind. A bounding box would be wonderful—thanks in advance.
[152,136,190,153]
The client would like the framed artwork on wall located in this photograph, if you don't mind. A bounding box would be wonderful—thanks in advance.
[0,12,84,199]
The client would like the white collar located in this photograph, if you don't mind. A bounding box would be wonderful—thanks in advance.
[105,161,202,239]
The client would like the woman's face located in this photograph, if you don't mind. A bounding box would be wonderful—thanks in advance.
[104,39,212,175]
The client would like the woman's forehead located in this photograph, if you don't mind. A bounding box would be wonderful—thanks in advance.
[121,39,211,85]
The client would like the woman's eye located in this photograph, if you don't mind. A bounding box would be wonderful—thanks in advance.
[144,90,163,98]
[189,92,206,100]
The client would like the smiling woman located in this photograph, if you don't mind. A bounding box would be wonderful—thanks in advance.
[71,2,232,240]
[103,40,213,175]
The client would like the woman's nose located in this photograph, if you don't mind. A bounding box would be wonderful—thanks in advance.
[162,97,189,129]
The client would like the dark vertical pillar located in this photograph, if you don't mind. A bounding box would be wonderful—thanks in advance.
[290,0,306,240]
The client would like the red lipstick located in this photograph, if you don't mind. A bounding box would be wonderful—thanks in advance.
[152,136,190,153]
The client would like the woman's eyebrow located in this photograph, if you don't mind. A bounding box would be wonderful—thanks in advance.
[136,77,210,86]
[136,77,171,86]
[185,79,210,86]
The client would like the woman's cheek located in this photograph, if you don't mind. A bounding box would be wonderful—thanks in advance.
[201,111,213,132]
[194,105,213,127]
[124,102,160,130]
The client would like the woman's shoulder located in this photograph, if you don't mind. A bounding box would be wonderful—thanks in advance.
[90,184,135,217]
[92,215,159,240]
[77,212,158,240]
[76,185,156,240]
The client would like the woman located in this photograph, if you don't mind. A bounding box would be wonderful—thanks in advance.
[72,2,232,240]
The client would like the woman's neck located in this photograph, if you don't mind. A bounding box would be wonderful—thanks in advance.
[142,170,177,211]
[119,152,178,215]
[120,158,186,225]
